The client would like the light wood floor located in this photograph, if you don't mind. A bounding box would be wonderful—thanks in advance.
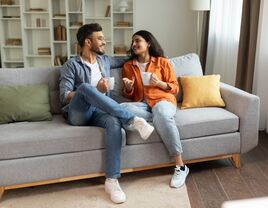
[186,131,268,208]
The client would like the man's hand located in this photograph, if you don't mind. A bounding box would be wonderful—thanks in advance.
[67,91,76,103]
[96,78,109,93]
[123,76,135,92]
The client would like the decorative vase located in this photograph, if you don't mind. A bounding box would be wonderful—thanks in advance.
[118,0,128,12]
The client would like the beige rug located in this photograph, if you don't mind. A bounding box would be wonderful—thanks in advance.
[0,169,191,208]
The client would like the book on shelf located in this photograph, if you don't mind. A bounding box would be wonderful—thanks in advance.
[0,0,13,5]
[37,47,51,55]
[29,8,47,12]
[54,56,67,66]
[105,5,111,17]
[61,26,66,40]
[36,18,46,27]
[6,38,22,46]
[54,56,62,66]
[41,19,46,27]
[54,25,67,41]
[114,45,127,54]
[53,14,66,18]
[36,18,41,27]
[73,43,81,55]
[3,15,20,18]
[70,21,83,27]
[54,25,61,40]
[115,21,130,27]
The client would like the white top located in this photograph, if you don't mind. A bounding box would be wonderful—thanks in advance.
[136,60,148,72]
[82,59,102,87]
[66,58,103,98]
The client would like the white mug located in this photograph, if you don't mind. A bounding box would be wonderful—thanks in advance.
[141,72,152,86]
[107,77,115,90]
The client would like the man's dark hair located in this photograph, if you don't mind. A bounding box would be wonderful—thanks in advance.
[128,30,164,59]
[77,23,102,47]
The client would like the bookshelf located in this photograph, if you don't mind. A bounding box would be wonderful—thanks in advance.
[21,0,53,67]
[112,0,134,56]
[0,0,23,68]
[0,0,135,67]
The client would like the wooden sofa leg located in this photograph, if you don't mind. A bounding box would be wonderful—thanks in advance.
[231,154,241,168]
[0,186,4,200]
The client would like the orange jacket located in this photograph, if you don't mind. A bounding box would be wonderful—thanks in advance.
[122,56,179,107]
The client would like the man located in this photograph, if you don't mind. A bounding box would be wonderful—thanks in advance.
[59,23,154,204]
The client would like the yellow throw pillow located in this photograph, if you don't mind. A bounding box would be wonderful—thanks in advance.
[180,75,225,109]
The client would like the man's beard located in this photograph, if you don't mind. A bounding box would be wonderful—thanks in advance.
[91,46,105,55]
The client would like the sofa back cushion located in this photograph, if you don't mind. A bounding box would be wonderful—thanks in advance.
[0,67,61,114]
[0,53,203,112]
[111,67,132,103]
[169,53,203,102]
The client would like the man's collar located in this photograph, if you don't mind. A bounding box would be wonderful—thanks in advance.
[78,55,102,64]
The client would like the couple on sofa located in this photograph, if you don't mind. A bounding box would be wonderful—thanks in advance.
[59,23,189,204]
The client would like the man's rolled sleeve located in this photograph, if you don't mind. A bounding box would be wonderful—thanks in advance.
[59,63,76,106]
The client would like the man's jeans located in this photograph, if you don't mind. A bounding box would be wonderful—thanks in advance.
[120,100,182,156]
[67,83,135,179]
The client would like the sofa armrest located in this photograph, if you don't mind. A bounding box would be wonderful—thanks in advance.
[220,82,260,153]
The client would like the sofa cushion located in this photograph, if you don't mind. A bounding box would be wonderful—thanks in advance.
[0,115,126,160]
[126,107,238,145]
[0,84,52,124]
[175,107,239,139]
[180,75,225,109]
[0,67,61,114]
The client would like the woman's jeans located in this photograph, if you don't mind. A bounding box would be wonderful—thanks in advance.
[120,100,183,156]
[67,83,135,179]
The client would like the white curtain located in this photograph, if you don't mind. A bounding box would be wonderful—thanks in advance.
[205,0,243,86]
[253,0,268,132]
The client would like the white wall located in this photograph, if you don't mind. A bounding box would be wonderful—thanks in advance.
[134,0,196,58]
[253,0,268,130]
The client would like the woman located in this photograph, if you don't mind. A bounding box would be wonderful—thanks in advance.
[121,30,189,188]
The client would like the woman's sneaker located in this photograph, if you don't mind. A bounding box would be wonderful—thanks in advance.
[105,178,126,204]
[132,117,154,140]
[170,165,189,188]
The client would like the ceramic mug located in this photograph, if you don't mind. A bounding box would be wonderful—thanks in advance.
[107,77,115,90]
[141,72,152,86]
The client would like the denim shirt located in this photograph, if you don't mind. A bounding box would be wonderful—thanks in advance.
[59,55,126,111]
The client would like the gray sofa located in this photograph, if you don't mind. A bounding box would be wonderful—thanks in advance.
[0,53,260,199]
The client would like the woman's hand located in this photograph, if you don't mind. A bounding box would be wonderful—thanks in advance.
[150,73,171,90]
[150,73,160,86]
[123,76,135,92]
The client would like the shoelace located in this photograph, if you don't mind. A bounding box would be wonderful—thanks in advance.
[174,168,182,176]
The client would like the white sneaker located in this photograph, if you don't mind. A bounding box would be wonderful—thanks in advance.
[105,178,126,204]
[170,165,189,188]
[132,117,154,140]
